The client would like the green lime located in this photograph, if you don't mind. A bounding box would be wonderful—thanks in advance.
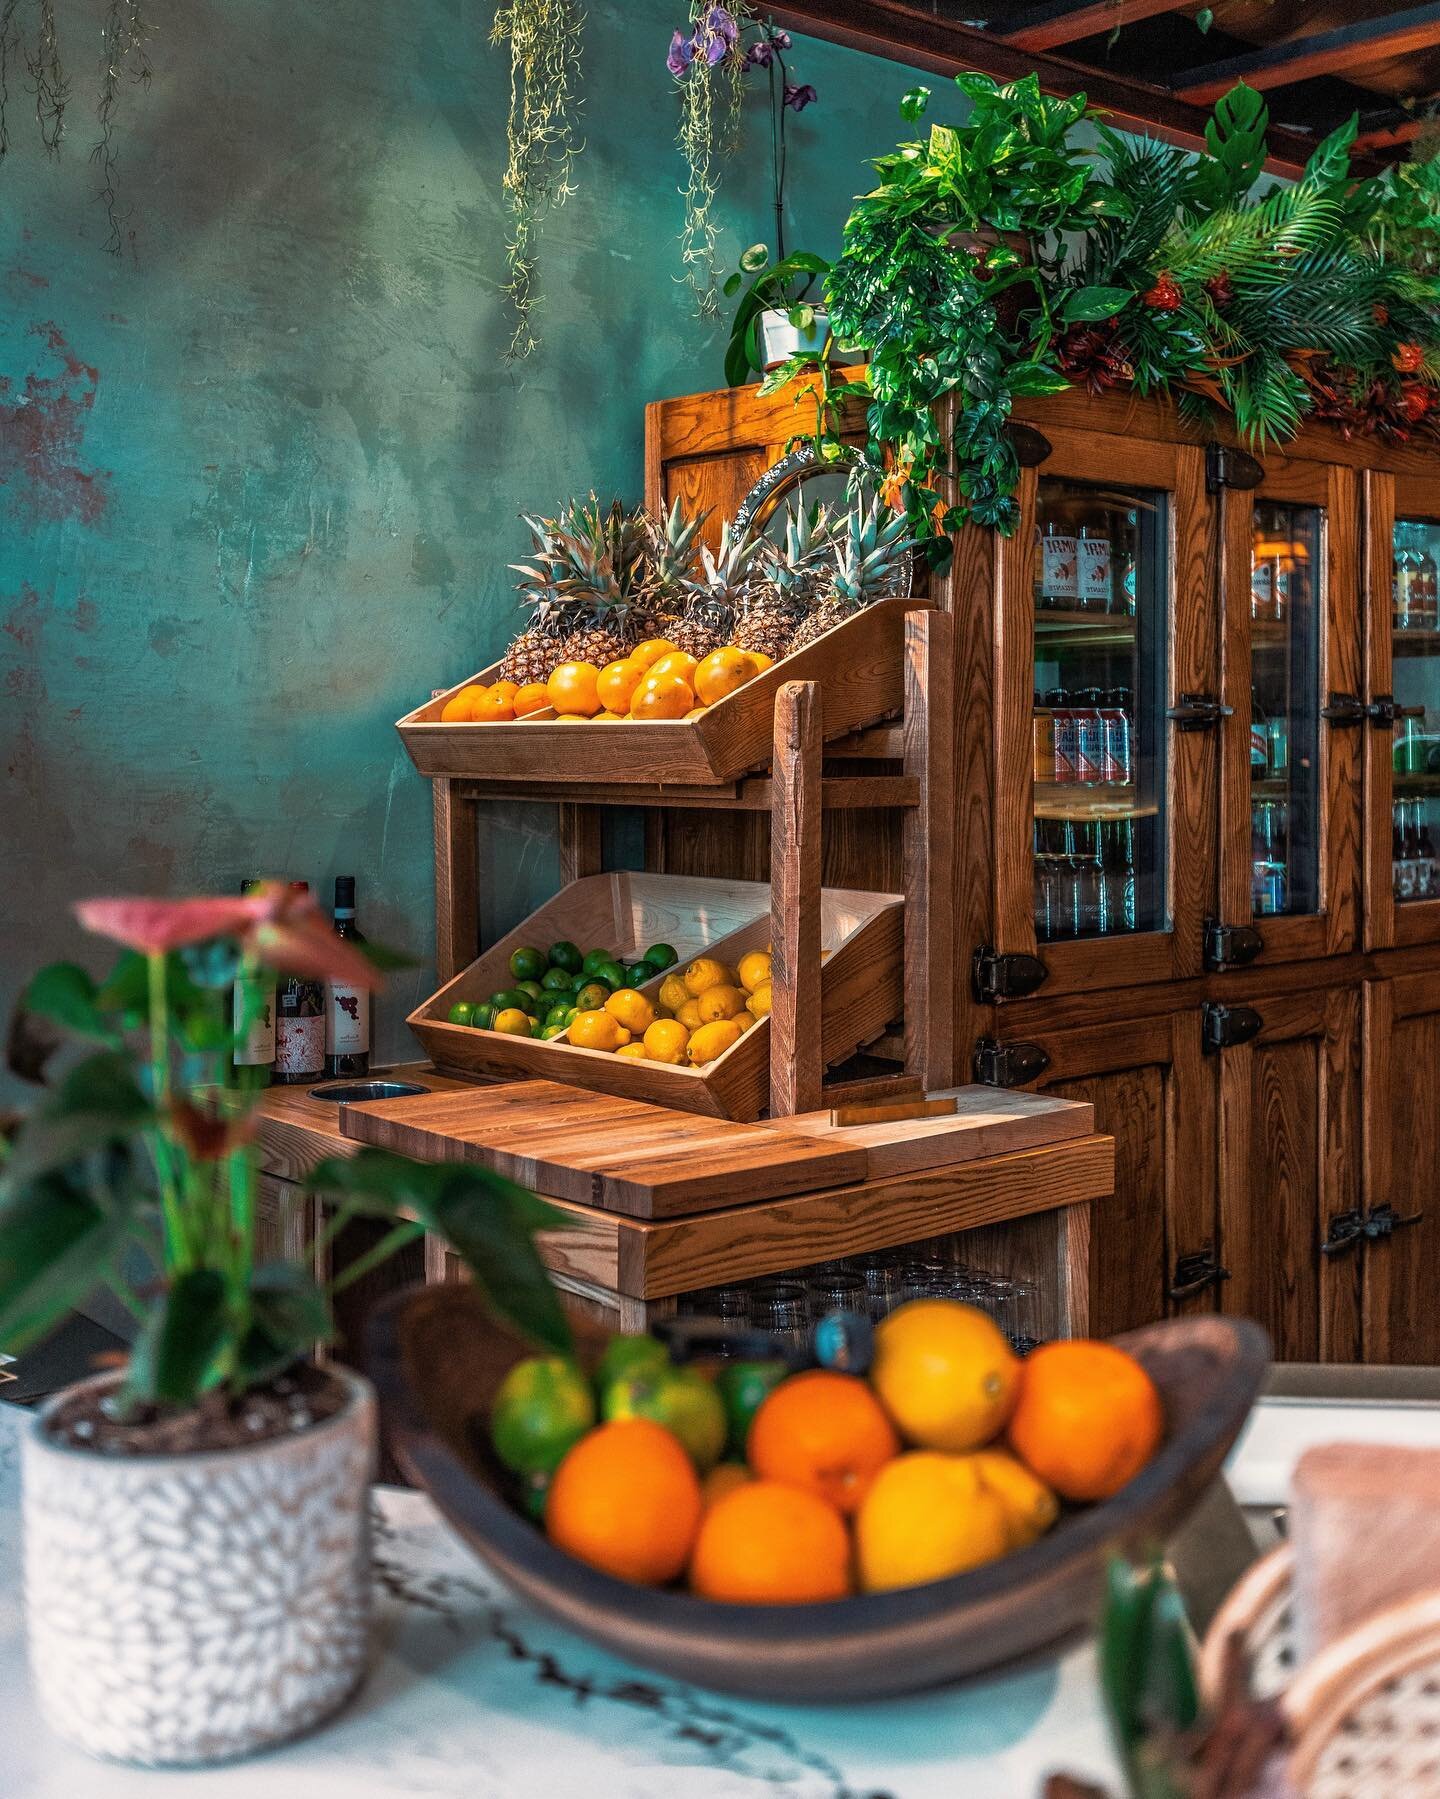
[716,1359,788,1459]
[548,940,583,975]
[602,1366,727,1473]
[509,947,547,983]
[573,980,610,1012]
[474,1002,496,1030]
[541,966,575,992]
[540,1022,568,1040]
[545,998,574,1027]
[590,958,626,992]
[581,947,615,977]
[446,1001,476,1027]
[517,1468,552,1522]
[491,1356,595,1476]
[516,978,544,999]
[491,988,524,1013]
[492,1007,534,1036]
[644,943,678,971]
[562,1005,579,1025]
[595,1333,669,1393]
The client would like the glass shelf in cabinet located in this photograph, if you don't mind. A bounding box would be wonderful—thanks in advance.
[1034,781,1155,821]
[1394,772,1440,794]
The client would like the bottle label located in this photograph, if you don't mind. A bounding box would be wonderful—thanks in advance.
[1251,723,1268,769]
[1033,710,1055,783]
[233,977,275,1066]
[1251,559,1275,618]
[1075,715,1105,783]
[1041,533,1078,601]
[326,984,371,1055]
[275,1015,325,1076]
[1078,535,1111,607]
[1053,715,1078,783]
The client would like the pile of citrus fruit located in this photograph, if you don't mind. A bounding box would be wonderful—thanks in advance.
[438,639,771,725]
[490,1299,1165,1603]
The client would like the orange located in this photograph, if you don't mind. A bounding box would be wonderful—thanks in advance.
[684,706,708,719]
[597,659,643,715]
[689,1479,851,1604]
[696,983,746,1023]
[870,1300,1020,1453]
[643,1018,690,1064]
[700,1462,752,1511]
[513,682,551,717]
[970,1449,1059,1550]
[694,647,760,706]
[547,1418,702,1585]
[748,650,775,673]
[488,680,519,706]
[472,688,517,722]
[747,1370,899,1515]
[440,683,487,722]
[630,675,693,720]
[546,662,602,718]
[1007,1340,1163,1503]
[855,1452,1010,1593]
[647,650,699,688]
[630,637,679,672]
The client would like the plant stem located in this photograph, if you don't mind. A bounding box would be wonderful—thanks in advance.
[309,1198,363,1266]
[328,1220,425,1296]
[145,951,188,1268]
[771,42,786,262]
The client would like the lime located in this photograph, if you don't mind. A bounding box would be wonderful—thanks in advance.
[548,940,583,974]
[562,1005,579,1025]
[573,980,610,1012]
[716,1359,788,1459]
[474,1002,496,1030]
[517,1468,552,1522]
[644,943,678,971]
[516,978,544,1000]
[595,1333,669,1393]
[541,966,575,992]
[492,1007,534,1037]
[545,998,574,1026]
[581,948,615,977]
[602,1366,727,1473]
[509,947,547,983]
[491,1356,595,1476]
[540,1022,568,1040]
[491,988,525,1013]
[590,958,626,992]
[446,1001,476,1027]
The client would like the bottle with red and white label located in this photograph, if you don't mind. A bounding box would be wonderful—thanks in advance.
[1074,688,1106,784]
[1038,516,1078,608]
[1100,688,1132,785]
[274,882,325,1084]
[1047,688,1078,783]
[325,875,371,1078]
[1078,523,1113,611]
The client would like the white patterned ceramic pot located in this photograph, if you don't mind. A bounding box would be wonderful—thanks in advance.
[22,1369,376,1766]
[759,305,830,369]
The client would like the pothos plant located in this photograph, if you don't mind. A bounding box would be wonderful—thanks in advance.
[0,885,568,1418]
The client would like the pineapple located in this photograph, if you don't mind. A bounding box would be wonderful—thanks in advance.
[669,521,763,659]
[734,501,836,663]
[787,500,919,656]
[499,495,650,681]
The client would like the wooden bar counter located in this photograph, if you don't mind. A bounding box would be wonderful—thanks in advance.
[255,1068,1114,1339]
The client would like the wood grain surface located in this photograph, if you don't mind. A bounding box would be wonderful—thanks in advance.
[783,1083,1094,1178]
[903,607,957,1085]
[770,680,824,1117]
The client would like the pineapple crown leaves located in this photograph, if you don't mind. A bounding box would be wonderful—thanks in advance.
[509,493,651,618]
[645,496,712,594]
[826,500,920,608]
[758,500,839,601]
[687,519,764,605]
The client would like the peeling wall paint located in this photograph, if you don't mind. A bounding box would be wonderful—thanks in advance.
[0,0,911,1068]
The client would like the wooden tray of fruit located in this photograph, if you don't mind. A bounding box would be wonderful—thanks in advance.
[395,598,920,787]
[408,873,903,1122]
[365,1285,1270,1701]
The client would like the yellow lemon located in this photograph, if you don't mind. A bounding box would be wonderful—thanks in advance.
[658,973,690,1014]
[734,1011,757,1033]
[615,1042,649,1060]
[643,1019,690,1064]
[492,1007,534,1037]
[737,950,772,994]
[687,1018,744,1065]
[870,1300,1020,1453]
[682,956,730,997]
[568,1009,628,1053]
[697,984,747,1023]
[855,1453,1010,1593]
[970,1450,1060,1551]
[605,989,655,1034]
[675,998,703,1031]
[746,980,772,1019]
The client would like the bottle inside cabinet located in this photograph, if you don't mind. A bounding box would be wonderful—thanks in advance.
[1392,517,1440,904]
[1249,500,1321,918]
[1032,477,1166,943]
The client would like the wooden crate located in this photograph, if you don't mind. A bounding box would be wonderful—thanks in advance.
[407,872,902,1121]
[395,598,920,786]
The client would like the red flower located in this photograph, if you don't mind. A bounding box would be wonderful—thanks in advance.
[1400,383,1433,423]
[1374,302,1390,327]
[1142,272,1183,313]
[1393,343,1425,375]
[166,1096,257,1162]
[1203,270,1234,308]
[74,895,266,954]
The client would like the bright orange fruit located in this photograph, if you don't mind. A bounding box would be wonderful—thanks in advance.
[1007,1340,1163,1503]
[597,659,643,715]
[547,1419,702,1585]
[630,674,694,720]
[513,682,551,717]
[472,686,518,723]
[747,1370,899,1516]
[689,1479,851,1603]
[440,684,487,722]
[546,662,602,718]
[694,647,760,706]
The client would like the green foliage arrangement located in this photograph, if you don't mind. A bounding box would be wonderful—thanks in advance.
[0,887,568,1417]
[722,244,830,386]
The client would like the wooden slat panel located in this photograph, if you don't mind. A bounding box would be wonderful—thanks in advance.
[770,681,824,1117]
[1363,979,1440,1364]
[782,1084,1094,1177]
[903,608,956,1086]
[1362,471,1396,951]
[434,779,479,983]
[1175,5,1440,104]
[1002,0,1178,50]
[994,464,1039,960]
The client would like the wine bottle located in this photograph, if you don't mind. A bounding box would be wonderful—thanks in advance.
[274,881,325,1084]
[228,878,274,1090]
[324,875,371,1078]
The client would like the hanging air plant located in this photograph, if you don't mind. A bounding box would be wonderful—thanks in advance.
[491,0,585,360]
[667,2,753,318]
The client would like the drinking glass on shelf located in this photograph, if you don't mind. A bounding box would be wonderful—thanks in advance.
[747,1279,810,1352]
[808,1270,867,1318]
[856,1252,902,1320]
[896,1259,949,1303]
[704,1285,751,1323]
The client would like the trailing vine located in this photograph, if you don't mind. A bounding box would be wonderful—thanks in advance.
[93,0,153,254]
[669,1,751,318]
[491,0,586,359]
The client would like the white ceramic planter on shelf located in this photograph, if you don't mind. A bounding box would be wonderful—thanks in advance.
[759,305,830,369]
[22,1368,376,1767]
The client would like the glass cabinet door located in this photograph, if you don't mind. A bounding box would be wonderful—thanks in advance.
[1389,514,1440,914]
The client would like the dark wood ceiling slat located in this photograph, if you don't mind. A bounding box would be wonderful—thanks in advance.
[1174,3,1440,104]
[1002,0,1188,54]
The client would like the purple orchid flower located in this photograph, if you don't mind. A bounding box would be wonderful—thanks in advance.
[699,6,739,65]
[745,38,775,68]
[770,28,792,48]
[666,28,695,76]
[782,82,817,112]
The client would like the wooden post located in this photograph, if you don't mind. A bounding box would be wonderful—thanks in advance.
[433,778,479,983]
[558,803,603,886]
[903,608,956,1088]
[770,681,823,1117]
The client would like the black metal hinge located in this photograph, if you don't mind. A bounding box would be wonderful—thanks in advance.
[1168,1249,1231,1303]
[1367,694,1398,730]
[1321,692,1367,728]
[973,1036,1050,1089]
[1323,1203,1424,1256]
[1205,442,1265,493]
[1006,422,1052,468]
[1167,692,1234,732]
[972,946,1049,1005]
[1203,918,1264,973]
[1200,1001,1263,1054]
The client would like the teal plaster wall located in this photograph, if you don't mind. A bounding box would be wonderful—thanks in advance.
[0,1,914,1062]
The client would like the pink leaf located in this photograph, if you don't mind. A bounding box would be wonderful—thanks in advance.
[75,896,267,955]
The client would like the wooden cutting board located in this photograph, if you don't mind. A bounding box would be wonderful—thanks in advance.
[780,1085,1095,1179]
[339,1080,868,1219]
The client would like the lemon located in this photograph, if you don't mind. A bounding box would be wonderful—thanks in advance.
[605,989,655,1034]
[643,1018,690,1064]
[615,1042,649,1060]
[683,956,730,997]
[675,997,703,1031]
[870,1300,1020,1452]
[737,950,772,995]
[569,1009,629,1053]
[746,980,773,1019]
[697,983,747,1023]
[970,1450,1059,1551]
[687,1018,744,1065]
[855,1452,1010,1592]
[493,1007,534,1036]
[658,972,690,1014]
[735,1012,757,1032]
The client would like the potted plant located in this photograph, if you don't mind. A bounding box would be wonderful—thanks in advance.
[723,244,832,384]
[2,882,569,1767]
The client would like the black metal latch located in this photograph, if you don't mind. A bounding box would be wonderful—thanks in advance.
[973,1037,1050,1089]
[1167,693,1234,732]
[1320,1204,1424,1257]
[1168,1249,1231,1303]
[1205,442,1265,493]
[1201,1001,1263,1054]
[1203,918,1264,973]
[972,946,1049,1004]
[1321,692,1367,728]
[1367,694,1398,730]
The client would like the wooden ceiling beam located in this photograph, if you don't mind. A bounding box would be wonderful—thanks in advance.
[767,0,1323,175]
[1001,0,1187,54]
[1174,3,1440,105]
[1352,116,1435,155]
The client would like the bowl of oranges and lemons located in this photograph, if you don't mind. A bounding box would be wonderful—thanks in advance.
[367,1284,1268,1701]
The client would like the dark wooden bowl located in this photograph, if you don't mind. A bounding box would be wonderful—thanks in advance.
[364,1285,1269,1702]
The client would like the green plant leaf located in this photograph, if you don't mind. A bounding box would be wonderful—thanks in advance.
[1196,7,1213,31]
[235,1261,333,1388]
[426,1168,572,1353]
[19,963,118,1044]
[126,1267,229,1408]
[738,242,770,274]
[900,86,929,122]
[0,1170,131,1353]
[307,1149,430,1217]
[1061,284,1132,323]
[0,1052,154,1194]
